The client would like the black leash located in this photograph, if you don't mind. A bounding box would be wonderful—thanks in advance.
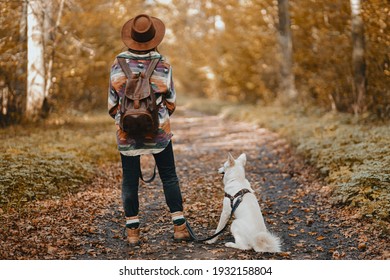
[137,159,250,242]
[139,163,157,183]
[185,194,244,242]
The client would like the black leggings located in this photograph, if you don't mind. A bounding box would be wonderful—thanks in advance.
[120,141,183,217]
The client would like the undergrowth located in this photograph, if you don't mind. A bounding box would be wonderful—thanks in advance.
[2,97,389,223]
[0,112,118,211]
[179,95,390,222]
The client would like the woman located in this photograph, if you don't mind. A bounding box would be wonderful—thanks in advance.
[108,14,191,245]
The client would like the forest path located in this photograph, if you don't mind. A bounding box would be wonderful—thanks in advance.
[1,108,387,260]
[75,108,382,259]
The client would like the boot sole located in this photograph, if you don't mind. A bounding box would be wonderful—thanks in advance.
[173,236,194,242]
[127,241,141,247]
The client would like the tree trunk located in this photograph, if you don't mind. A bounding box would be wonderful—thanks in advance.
[0,2,27,126]
[26,0,45,120]
[350,0,366,115]
[15,1,28,119]
[44,0,65,100]
[277,0,297,100]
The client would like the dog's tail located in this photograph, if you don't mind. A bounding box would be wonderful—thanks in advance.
[253,231,281,253]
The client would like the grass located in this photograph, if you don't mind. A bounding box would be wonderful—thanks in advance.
[178,95,390,222]
[0,111,118,210]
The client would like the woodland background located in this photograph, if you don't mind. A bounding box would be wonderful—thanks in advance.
[1,0,389,121]
[0,1,389,227]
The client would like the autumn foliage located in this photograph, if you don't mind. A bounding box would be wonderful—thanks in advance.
[0,0,389,124]
[0,0,389,261]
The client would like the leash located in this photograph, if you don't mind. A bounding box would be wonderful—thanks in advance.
[139,163,157,183]
[185,192,247,242]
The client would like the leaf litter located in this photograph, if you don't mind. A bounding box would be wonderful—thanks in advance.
[0,109,388,260]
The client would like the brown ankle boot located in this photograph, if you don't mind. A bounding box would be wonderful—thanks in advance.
[173,223,193,241]
[126,227,140,245]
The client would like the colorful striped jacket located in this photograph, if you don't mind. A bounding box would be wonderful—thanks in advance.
[108,51,176,156]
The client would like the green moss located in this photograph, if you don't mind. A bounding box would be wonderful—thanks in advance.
[0,112,118,209]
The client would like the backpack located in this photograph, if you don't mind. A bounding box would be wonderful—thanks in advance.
[117,57,160,139]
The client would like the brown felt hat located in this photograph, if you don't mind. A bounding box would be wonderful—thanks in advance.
[121,14,165,51]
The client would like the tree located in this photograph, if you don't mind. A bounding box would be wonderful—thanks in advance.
[0,1,26,126]
[44,0,65,101]
[26,0,45,119]
[277,0,297,100]
[350,0,366,115]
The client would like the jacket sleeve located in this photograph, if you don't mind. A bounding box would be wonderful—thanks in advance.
[164,66,176,116]
[108,60,119,119]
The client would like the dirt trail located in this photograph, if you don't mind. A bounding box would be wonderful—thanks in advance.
[75,109,387,260]
[1,108,388,260]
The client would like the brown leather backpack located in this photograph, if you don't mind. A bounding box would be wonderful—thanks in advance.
[117,57,160,139]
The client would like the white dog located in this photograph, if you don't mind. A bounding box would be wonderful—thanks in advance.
[206,153,281,252]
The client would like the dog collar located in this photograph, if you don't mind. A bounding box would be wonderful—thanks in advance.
[224,189,252,209]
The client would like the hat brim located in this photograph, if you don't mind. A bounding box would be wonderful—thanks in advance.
[121,16,165,51]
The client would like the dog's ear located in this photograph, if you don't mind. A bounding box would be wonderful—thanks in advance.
[237,153,247,166]
[228,153,235,167]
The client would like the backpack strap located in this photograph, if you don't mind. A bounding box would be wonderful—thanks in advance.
[116,56,160,112]
[144,57,160,79]
[143,57,160,110]
[117,57,160,79]
[117,57,132,78]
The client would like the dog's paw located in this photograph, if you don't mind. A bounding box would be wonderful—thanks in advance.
[225,242,237,248]
[225,242,251,250]
[205,238,217,244]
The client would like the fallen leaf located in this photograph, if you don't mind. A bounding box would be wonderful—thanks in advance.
[47,245,57,255]
[358,243,367,250]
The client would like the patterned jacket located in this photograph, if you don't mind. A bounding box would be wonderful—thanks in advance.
[108,51,176,156]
